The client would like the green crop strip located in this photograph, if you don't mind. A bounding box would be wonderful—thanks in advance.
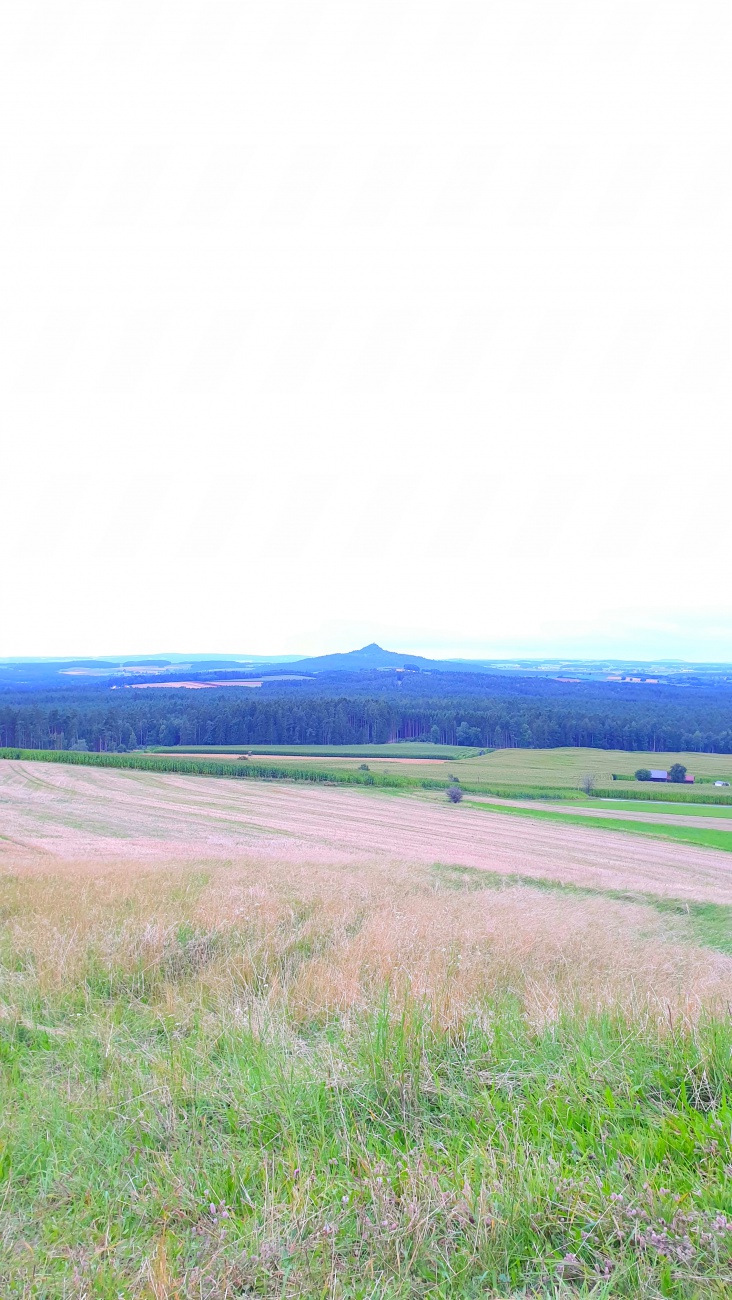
[469,798,732,854]
[0,749,592,802]
[591,786,732,807]
[566,798,732,819]
[0,747,416,789]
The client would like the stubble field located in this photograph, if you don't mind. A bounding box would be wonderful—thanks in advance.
[2,761,732,1297]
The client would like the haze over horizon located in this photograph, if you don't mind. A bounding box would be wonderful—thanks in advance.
[3,641,732,669]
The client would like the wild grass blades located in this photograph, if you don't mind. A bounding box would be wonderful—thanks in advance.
[3,858,732,1295]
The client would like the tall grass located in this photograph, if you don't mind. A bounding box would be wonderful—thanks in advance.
[2,860,732,1296]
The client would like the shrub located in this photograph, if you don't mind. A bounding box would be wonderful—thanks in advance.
[635,768,652,781]
[456,723,482,746]
[447,785,463,803]
[358,763,370,771]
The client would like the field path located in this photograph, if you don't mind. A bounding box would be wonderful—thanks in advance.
[3,761,732,902]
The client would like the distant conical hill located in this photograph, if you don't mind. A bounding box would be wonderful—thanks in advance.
[287,644,437,673]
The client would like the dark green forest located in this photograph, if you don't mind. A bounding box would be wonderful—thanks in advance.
[3,670,732,753]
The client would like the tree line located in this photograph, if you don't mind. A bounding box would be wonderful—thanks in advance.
[2,681,732,753]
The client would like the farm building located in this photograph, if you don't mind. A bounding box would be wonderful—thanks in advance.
[649,769,695,783]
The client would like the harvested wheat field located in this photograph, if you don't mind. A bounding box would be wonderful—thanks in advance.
[4,760,732,902]
[3,761,732,1297]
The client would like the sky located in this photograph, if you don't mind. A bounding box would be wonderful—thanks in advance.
[1,2,730,662]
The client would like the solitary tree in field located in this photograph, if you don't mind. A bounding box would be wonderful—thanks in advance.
[447,785,463,803]
[580,774,596,795]
[669,763,687,783]
[635,768,651,781]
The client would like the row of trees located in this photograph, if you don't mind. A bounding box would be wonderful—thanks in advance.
[2,686,732,753]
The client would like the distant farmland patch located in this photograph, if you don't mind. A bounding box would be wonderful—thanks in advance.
[131,680,264,689]
[452,746,732,788]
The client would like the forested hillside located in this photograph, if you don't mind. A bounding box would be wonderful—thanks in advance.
[2,670,732,753]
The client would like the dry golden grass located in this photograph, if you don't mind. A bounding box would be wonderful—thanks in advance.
[3,853,731,1034]
[3,759,732,1031]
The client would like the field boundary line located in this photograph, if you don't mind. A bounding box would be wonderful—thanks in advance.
[469,798,732,854]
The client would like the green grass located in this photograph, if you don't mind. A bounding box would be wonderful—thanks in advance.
[470,799,732,854]
[569,798,732,819]
[3,975,732,1295]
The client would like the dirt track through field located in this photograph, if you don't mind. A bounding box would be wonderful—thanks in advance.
[3,761,732,903]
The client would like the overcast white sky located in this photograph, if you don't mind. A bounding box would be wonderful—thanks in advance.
[1,2,730,661]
